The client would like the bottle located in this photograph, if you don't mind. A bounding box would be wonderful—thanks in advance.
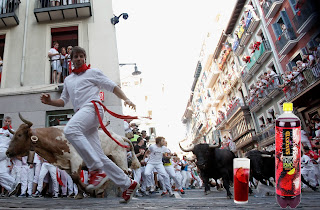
[275,102,301,208]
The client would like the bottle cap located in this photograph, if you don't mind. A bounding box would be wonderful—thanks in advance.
[283,102,293,111]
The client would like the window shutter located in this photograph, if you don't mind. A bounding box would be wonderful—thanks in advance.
[300,47,308,56]
[289,0,299,14]
[280,10,293,29]
[272,22,282,38]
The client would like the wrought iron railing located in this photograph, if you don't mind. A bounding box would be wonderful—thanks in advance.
[275,27,296,52]
[292,0,317,31]
[35,0,90,9]
[0,0,20,14]
[283,64,320,101]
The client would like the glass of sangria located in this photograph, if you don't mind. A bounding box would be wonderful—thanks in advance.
[233,158,250,204]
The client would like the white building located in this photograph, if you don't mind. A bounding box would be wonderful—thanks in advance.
[0,0,125,134]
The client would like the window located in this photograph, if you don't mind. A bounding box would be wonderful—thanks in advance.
[50,26,78,84]
[46,110,74,127]
[272,10,295,39]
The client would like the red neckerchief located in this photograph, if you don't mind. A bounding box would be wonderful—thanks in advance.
[2,125,12,130]
[72,63,91,74]
[54,47,59,52]
[61,53,66,56]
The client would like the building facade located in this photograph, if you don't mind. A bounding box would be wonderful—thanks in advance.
[0,0,126,134]
[182,0,320,156]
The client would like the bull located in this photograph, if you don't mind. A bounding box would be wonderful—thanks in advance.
[6,113,140,198]
[179,140,235,198]
[246,150,317,192]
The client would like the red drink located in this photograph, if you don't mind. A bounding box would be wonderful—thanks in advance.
[233,158,250,204]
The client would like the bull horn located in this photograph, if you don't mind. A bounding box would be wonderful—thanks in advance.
[19,113,33,127]
[179,142,194,152]
[8,127,15,135]
[209,138,221,148]
[261,154,272,158]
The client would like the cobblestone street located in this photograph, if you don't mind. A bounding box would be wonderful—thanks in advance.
[0,187,319,209]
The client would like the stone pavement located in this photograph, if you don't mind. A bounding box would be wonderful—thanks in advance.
[0,187,319,209]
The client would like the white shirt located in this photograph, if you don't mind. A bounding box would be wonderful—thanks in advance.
[147,144,169,164]
[48,48,60,60]
[60,68,117,111]
[0,128,13,152]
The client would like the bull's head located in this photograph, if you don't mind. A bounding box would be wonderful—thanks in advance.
[6,113,33,158]
[179,139,221,169]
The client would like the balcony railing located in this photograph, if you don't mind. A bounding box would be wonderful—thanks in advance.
[0,0,20,28]
[248,75,283,111]
[247,40,272,73]
[275,27,297,55]
[226,100,246,119]
[233,39,239,52]
[256,125,275,142]
[283,65,320,101]
[49,58,71,84]
[34,0,92,22]
[292,0,319,34]
[246,10,260,33]
[261,0,284,19]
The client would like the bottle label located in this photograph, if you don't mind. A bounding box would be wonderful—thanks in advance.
[275,127,301,197]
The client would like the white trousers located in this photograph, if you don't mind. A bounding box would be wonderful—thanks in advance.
[181,170,189,188]
[11,166,22,184]
[165,165,182,190]
[144,163,171,193]
[59,169,77,195]
[20,166,34,195]
[64,104,131,190]
[0,152,15,191]
[33,163,42,184]
[37,163,59,194]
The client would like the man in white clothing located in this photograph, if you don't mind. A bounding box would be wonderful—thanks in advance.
[40,46,138,203]
[0,116,19,196]
[143,136,174,197]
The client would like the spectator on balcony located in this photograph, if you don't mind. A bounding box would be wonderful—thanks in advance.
[0,0,7,14]
[48,41,62,84]
[60,47,68,81]
[280,23,289,40]
[62,0,73,5]
[66,46,73,74]
[50,0,60,6]
[40,0,49,8]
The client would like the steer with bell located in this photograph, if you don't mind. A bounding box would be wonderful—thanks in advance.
[179,139,235,198]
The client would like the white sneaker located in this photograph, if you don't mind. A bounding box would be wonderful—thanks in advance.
[8,183,19,197]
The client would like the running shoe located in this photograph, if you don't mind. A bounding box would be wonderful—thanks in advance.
[86,171,109,192]
[120,180,139,203]
[180,189,185,194]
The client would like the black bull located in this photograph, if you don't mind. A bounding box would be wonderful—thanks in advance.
[179,142,235,198]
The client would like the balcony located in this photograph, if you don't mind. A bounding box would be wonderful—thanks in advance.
[235,132,257,150]
[34,0,92,22]
[284,66,320,102]
[262,0,284,19]
[248,96,260,112]
[247,40,272,74]
[216,117,227,130]
[241,69,253,83]
[275,27,297,56]
[246,11,260,33]
[292,0,319,34]
[206,68,220,88]
[226,101,248,121]
[256,125,275,147]
[239,31,252,46]
[0,0,20,28]
[233,39,240,52]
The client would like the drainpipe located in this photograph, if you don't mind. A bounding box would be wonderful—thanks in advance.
[20,0,29,86]
[253,0,284,73]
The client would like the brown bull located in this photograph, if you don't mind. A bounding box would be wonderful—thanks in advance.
[6,113,139,198]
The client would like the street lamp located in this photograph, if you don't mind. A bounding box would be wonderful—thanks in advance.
[119,63,141,76]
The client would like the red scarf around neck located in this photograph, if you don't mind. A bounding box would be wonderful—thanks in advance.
[72,63,91,74]
[2,125,12,130]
